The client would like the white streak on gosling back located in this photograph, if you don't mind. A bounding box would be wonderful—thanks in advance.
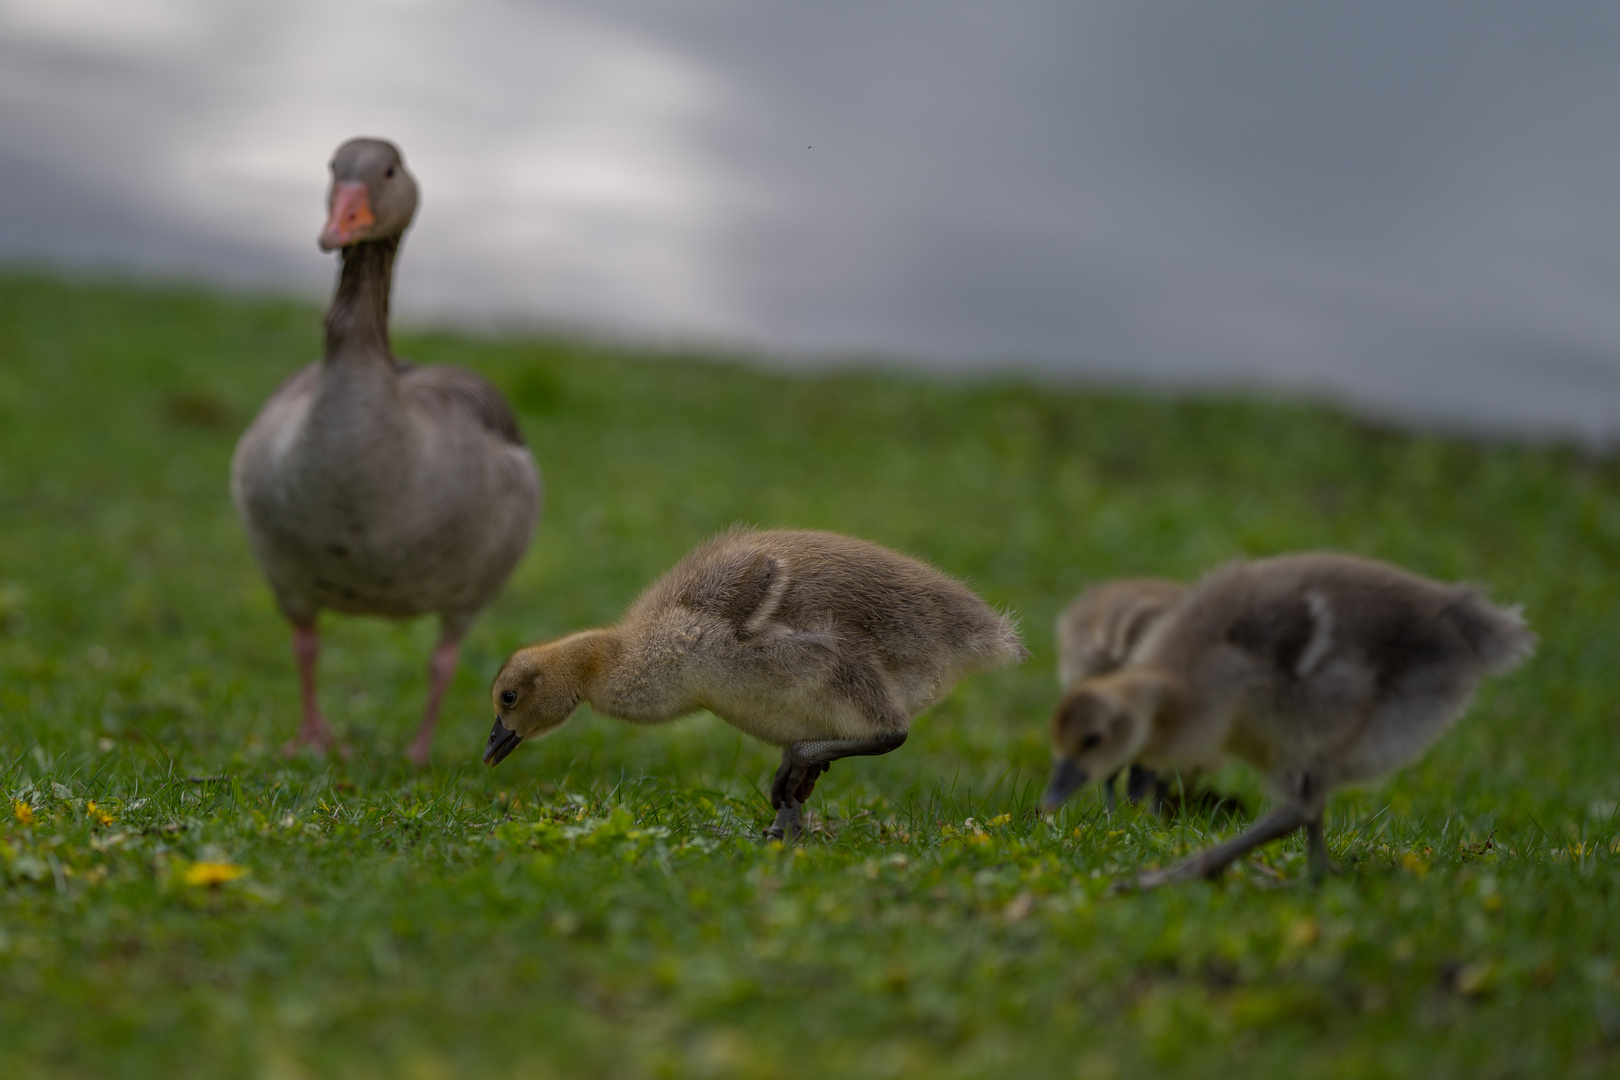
[1294,590,1335,677]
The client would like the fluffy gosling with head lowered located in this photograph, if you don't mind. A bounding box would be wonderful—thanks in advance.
[1054,578,1184,810]
[486,528,1029,839]
[1043,552,1534,886]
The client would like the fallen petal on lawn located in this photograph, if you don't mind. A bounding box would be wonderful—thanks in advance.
[183,862,247,887]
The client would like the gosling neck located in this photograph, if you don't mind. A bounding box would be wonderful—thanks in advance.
[323,238,398,360]
[555,629,627,708]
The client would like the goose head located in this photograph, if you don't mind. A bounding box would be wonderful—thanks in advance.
[1042,669,1172,811]
[483,641,590,766]
[319,137,419,251]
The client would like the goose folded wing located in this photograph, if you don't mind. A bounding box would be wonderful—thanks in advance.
[400,364,526,447]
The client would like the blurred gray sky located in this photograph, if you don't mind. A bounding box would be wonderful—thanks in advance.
[3,0,1620,437]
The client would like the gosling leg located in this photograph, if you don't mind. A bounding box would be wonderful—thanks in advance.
[763,731,908,842]
[1102,770,1120,813]
[1125,765,1158,807]
[1306,814,1337,881]
[1131,802,1312,889]
[766,753,823,842]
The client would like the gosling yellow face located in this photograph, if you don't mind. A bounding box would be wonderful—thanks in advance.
[484,646,582,766]
[1042,671,1160,811]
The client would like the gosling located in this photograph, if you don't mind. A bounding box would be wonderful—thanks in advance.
[1055,578,1184,810]
[1043,552,1534,886]
[486,528,1029,839]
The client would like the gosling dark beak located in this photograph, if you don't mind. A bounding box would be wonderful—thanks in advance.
[484,716,522,766]
[1042,760,1087,812]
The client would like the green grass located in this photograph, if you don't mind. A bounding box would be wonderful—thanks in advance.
[2,270,1618,1079]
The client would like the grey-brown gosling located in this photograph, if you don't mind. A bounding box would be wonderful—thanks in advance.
[232,138,542,764]
[485,528,1029,839]
[1055,578,1184,810]
[1043,552,1534,886]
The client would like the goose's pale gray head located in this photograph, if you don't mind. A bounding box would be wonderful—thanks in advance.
[319,137,418,251]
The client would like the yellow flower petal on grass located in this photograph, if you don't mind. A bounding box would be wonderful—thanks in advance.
[12,801,32,826]
[184,862,247,887]
[86,801,114,826]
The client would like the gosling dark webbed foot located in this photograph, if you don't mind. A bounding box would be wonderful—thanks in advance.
[763,732,904,841]
[1125,802,1313,890]
[1131,851,1228,890]
[764,802,804,842]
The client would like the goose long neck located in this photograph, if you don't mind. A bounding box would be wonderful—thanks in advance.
[566,629,627,706]
[324,238,397,359]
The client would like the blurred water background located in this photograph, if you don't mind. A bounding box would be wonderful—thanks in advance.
[3,0,1619,439]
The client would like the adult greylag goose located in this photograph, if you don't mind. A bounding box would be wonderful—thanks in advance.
[1042,552,1533,886]
[231,137,542,764]
[484,528,1028,839]
[1054,578,1184,810]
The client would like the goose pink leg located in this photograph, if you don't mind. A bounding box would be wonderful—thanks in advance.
[282,624,344,757]
[407,637,460,766]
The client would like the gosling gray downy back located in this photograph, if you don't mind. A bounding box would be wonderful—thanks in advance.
[1055,577,1184,691]
[1045,552,1534,885]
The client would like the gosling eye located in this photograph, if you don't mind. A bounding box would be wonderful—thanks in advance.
[385,165,396,179]
[500,690,518,708]
[1079,732,1103,750]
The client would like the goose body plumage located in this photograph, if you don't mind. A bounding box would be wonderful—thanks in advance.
[234,354,538,631]
[232,138,541,762]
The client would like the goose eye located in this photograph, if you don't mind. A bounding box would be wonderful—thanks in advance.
[500,690,517,708]
[385,165,396,179]
[1080,733,1103,750]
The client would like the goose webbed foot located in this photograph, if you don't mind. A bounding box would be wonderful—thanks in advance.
[764,802,804,842]
[762,731,907,842]
[281,718,351,761]
[764,753,831,841]
[1127,802,1313,890]
[404,735,433,768]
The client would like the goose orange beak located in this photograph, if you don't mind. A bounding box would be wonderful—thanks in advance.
[319,181,375,250]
